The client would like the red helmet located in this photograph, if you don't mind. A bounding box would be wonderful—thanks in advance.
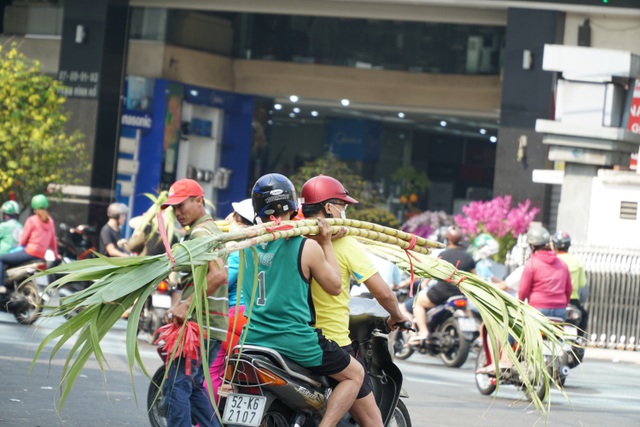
[300,175,358,205]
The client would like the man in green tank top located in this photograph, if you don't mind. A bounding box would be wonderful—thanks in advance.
[161,178,228,427]
[241,173,364,427]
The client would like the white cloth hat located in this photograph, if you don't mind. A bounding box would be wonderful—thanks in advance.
[232,198,255,223]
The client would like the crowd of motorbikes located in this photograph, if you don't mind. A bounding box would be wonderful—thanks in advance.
[2,221,585,427]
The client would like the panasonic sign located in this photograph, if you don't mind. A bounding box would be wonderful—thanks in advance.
[121,113,153,129]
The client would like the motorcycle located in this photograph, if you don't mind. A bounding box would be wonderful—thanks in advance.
[55,223,98,314]
[146,297,412,427]
[0,260,46,324]
[390,294,477,368]
[138,277,176,345]
[474,313,582,401]
[57,222,98,261]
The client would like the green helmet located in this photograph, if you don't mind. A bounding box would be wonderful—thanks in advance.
[1,200,20,216]
[31,194,49,210]
[473,233,494,249]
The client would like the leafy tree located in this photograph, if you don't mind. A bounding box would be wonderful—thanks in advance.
[289,153,383,208]
[0,43,88,208]
[290,153,402,226]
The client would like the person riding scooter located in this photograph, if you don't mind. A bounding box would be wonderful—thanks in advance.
[553,230,589,337]
[0,194,58,294]
[409,225,476,343]
[0,201,23,256]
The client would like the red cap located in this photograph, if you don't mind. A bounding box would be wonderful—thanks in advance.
[161,179,204,209]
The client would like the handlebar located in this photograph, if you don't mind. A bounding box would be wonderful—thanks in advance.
[394,321,415,332]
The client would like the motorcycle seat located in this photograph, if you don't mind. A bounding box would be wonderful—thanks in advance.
[5,261,45,282]
[233,345,331,389]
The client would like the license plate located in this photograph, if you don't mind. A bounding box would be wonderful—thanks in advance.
[151,294,172,309]
[457,317,477,332]
[563,325,578,337]
[222,393,267,426]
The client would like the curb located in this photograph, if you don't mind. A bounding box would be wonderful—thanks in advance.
[583,348,640,365]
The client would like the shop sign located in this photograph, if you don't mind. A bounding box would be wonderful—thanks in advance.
[121,111,153,129]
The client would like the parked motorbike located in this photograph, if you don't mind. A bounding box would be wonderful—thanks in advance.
[0,260,46,324]
[474,313,582,401]
[146,297,412,427]
[55,223,98,314]
[57,223,98,261]
[390,294,477,367]
[138,278,176,344]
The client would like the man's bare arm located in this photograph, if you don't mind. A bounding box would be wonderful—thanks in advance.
[364,273,411,328]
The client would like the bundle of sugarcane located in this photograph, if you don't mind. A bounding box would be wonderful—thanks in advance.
[360,238,570,407]
[31,218,567,413]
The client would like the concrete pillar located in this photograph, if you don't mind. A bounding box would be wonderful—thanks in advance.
[556,163,598,242]
[494,8,564,222]
[55,0,129,227]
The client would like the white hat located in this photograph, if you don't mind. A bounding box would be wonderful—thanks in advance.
[232,199,255,224]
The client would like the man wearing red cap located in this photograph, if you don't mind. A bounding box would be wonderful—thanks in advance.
[161,178,228,427]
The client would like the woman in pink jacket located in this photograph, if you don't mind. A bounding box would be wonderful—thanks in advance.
[518,226,572,320]
[0,194,58,292]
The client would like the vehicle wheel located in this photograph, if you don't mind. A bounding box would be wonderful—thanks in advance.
[147,365,167,427]
[439,318,469,368]
[475,349,496,396]
[523,364,548,402]
[259,405,290,427]
[388,399,412,427]
[12,281,42,325]
[532,377,548,402]
[390,329,414,361]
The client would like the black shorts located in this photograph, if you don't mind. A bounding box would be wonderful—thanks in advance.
[426,282,462,306]
[325,341,372,399]
[306,329,352,376]
[343,342,373,399]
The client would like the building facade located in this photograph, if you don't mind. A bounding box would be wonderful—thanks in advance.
[2,0,639,238]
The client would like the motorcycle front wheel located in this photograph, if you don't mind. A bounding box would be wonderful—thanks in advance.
[147,365,167,427]
[12,281,42,325]
[388,399,412,427]
[439,317,469,368]
[390,329,414,360]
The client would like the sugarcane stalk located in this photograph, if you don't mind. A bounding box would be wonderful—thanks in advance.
[31,217,566,415]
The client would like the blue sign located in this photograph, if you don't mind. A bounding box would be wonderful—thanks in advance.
[328,119,381,161]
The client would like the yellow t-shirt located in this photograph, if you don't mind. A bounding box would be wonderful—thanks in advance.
[311,236,378,347]
[557,252,587,300]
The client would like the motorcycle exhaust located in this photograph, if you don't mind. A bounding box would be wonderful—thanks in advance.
[560,365,570,377]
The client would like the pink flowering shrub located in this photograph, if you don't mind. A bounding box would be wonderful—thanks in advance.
[454,195,539,262]
[400,210,454,240]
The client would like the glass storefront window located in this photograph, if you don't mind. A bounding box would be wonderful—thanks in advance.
[129,8,505,75]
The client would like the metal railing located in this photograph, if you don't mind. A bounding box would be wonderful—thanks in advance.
[571,244,640,351]
[506,238,640,351]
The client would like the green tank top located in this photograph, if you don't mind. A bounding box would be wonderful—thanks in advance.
[241,236,323,367]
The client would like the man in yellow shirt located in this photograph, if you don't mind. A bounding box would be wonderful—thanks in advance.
[552,231,589,337]
[301,174,410,427]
